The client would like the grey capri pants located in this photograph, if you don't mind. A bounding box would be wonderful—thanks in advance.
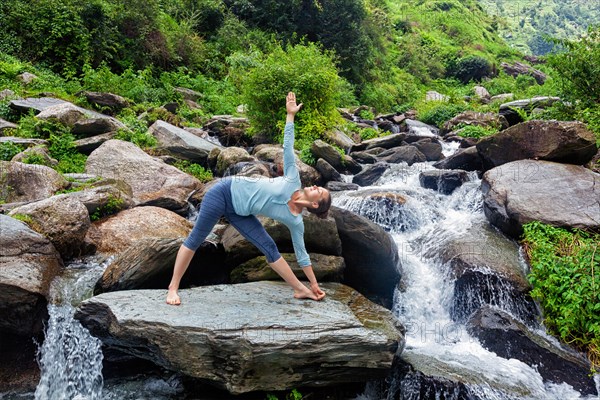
[182,178,282,263]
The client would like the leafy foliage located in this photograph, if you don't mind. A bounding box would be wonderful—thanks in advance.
[240,42,341,142]
[174,160,213,182]
[447,55,493,83]
[90,195,125,221]
[456,125,498,138]
[0,142,24,161]
[522,222,600,370]
[547,27,600,105]
[417,103,468,128]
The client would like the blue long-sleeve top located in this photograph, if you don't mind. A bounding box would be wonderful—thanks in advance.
[230,122,311,267]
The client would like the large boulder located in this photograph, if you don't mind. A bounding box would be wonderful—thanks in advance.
[9,97,67,114]
[330,206,401,308]
[0,215,62,335]
[86,139,202,214]
[500,62,546,85]
[476,120,597,170]
[432,218,538,324]
[499,97,560,126]
[0,161,68,204]
[85,206,192,255]
[442,111,508,134]
[75,282,404,394]
[95,237,226,294]
[0,118,18,133]
[80,91,130,111]
[311,140,360,174]
[62,179,134,219]
[350,133,407,152]
[222,213,342,267]
[215,147,254,176]
[8,195,91,260]
[35,102,126,132]
[352,162,390,186]
[467,306,597,396]
[432,146,483,172]
[482,160,600,237]
[378,146,427,165]
[419,169,468,195]
[148,120,221,166]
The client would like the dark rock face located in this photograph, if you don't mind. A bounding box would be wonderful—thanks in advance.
[378,146,427,165]
[433,147,483,172]
[352,162,390,186]
[498,97,560,126]
[476,120,597,170]
[330,206,401,308]
[325,181,359,191]
[467,306,597,396]
[419,169,468,194]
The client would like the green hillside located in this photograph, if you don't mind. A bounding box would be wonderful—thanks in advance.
[479,0,600,54]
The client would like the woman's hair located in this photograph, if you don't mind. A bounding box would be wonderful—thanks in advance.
[306,191,332,219]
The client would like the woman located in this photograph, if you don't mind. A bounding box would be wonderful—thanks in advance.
[166,92,331,305]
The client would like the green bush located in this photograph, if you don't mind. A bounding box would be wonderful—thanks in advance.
[547,26,600,105]
[90,195,125,221]
[240,42,342,143]
[522,221,600,370]
[418,103,468,128]
[456,125,497,138]
[47,132,87,173]
[174,160,213,182]
[0,142,24,161]
[448,55,493,83]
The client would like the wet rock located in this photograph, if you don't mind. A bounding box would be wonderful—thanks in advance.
[379,146,427,165]
[433,146,483,171]
[419,169,468,195]
[433,218,538,324]
[330,206,401,308]
[467,306,597,396]
[149,120,221,166]
[482,160,600,237]
[477,120,597,170]
[325,181,359,191]
[75,282,404,394]
[412,140,444,162]
[311,140,355,174]
[0,214,62,335]
[349,150,379,164]
[86,139,202,214]
[350,133,407,152]
[85,206,192,255]
[324,128,356,151]
[8,195,91,260]
[352,162,390,186]
[0,161,68,204]
[315,158,342,183]
[231,253,345,283]
[405,119,439,136]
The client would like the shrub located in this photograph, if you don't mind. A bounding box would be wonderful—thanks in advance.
[174,160,213,182]
[456,125,497,138]
[522,222,600,370]
[0,141,24,161]
[240,42,342,144]
[47,132,87,173]
[90,195,125,221]
[547,26,600,105]
[448,55,493,83]
[418,103,468,128]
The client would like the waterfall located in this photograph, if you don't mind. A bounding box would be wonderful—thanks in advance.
[334,133,597,399]
[34,259,107,400]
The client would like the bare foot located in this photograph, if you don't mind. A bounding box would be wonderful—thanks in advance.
[166,289,181,305]
[294,285,325,301]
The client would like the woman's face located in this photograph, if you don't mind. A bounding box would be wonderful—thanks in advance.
[304,185,329,205]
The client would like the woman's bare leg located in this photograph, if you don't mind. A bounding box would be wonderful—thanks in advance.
[166,245,196,305]
[269,257,324,300]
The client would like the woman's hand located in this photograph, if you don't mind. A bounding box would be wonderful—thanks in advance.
[286,92,302,115]
[310,282,326,300]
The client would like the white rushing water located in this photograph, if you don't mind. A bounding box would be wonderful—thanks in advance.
[334,149,598,399]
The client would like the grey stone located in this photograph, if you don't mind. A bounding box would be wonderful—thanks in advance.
[482,160,600,237]
[352,162,390,186]
[433,146,483,171]
[75,282,404,394]
[419,169,468,194]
